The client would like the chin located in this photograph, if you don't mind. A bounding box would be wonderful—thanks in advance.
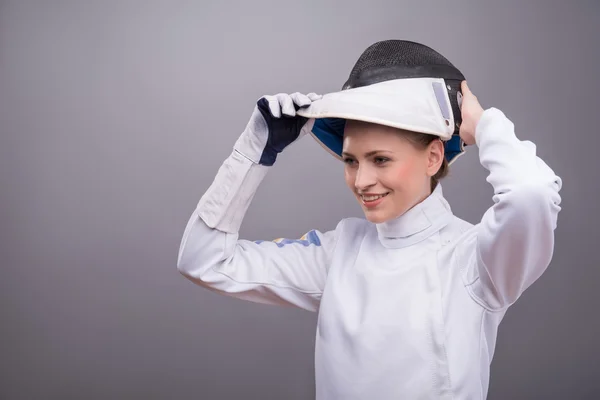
[363,206,408,224]
[363,210,390,224]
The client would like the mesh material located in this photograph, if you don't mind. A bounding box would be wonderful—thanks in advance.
[346,40,457,84]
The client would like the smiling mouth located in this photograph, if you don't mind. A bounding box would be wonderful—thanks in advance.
[360,193,389,202]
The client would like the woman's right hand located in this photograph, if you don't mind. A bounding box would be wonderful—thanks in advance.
[234,92,322,166]
[458,81,484,146]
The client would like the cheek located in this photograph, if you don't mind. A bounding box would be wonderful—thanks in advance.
[344,168,355,188]
[382,162,422,189]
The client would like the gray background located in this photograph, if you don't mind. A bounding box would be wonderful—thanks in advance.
[1,0,598,399]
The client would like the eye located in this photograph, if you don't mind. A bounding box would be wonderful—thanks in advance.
[343,157,357,166]
[373,156,390,165]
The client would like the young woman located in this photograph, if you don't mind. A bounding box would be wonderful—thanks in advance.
[177,41,562,399]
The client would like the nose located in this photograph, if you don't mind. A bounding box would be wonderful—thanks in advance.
[354,164,377,191]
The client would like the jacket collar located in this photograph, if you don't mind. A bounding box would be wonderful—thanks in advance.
[375,184,453,249]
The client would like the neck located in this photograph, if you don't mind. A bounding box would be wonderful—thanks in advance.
[375,184,453,249]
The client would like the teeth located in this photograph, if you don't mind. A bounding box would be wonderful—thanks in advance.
[362,193,387,202]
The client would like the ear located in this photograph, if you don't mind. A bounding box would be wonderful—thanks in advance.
[426,139,444,177]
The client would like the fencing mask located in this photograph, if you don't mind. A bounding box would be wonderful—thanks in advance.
[296,40,467,165]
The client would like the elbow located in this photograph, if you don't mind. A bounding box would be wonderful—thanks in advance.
[501,182,560,260]
[503,180,562,229]
[176,251,214,288]
[175,216,222,280]
[176,245,211,280]
[176,237,226,286]
[176,247,195,279]
[176,235,208,281]
[176,253,191,277]
[176,229,193,277]
[175,216,236,290]
[512,176,561,203]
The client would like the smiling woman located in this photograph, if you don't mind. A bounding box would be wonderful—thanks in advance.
[176,40,563,400]
[342,119,448,224]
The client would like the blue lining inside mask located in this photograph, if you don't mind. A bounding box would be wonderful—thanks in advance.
[312,118,464,164]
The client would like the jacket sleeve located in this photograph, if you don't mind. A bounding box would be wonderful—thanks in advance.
[459,108,563,311]
[176,149,340,312]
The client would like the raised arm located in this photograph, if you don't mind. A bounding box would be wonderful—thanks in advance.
[457,83,562,311]
[177,92,340,312]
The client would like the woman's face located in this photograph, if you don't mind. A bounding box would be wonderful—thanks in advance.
[342,120,443,224]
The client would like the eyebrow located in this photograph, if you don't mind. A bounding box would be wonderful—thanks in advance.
[342,150,393,158]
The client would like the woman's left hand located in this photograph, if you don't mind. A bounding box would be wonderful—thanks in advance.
[459,81,484,146]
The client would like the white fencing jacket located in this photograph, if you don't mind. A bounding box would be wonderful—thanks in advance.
[177,108,562,399]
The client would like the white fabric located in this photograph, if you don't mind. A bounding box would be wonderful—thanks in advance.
[195,149,269,233]
[296,77,455,140]
[177,107,562,399]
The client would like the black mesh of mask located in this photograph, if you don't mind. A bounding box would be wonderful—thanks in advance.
[341,40,465,134]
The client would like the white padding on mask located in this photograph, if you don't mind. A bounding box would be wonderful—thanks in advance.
[297,77,455,140]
